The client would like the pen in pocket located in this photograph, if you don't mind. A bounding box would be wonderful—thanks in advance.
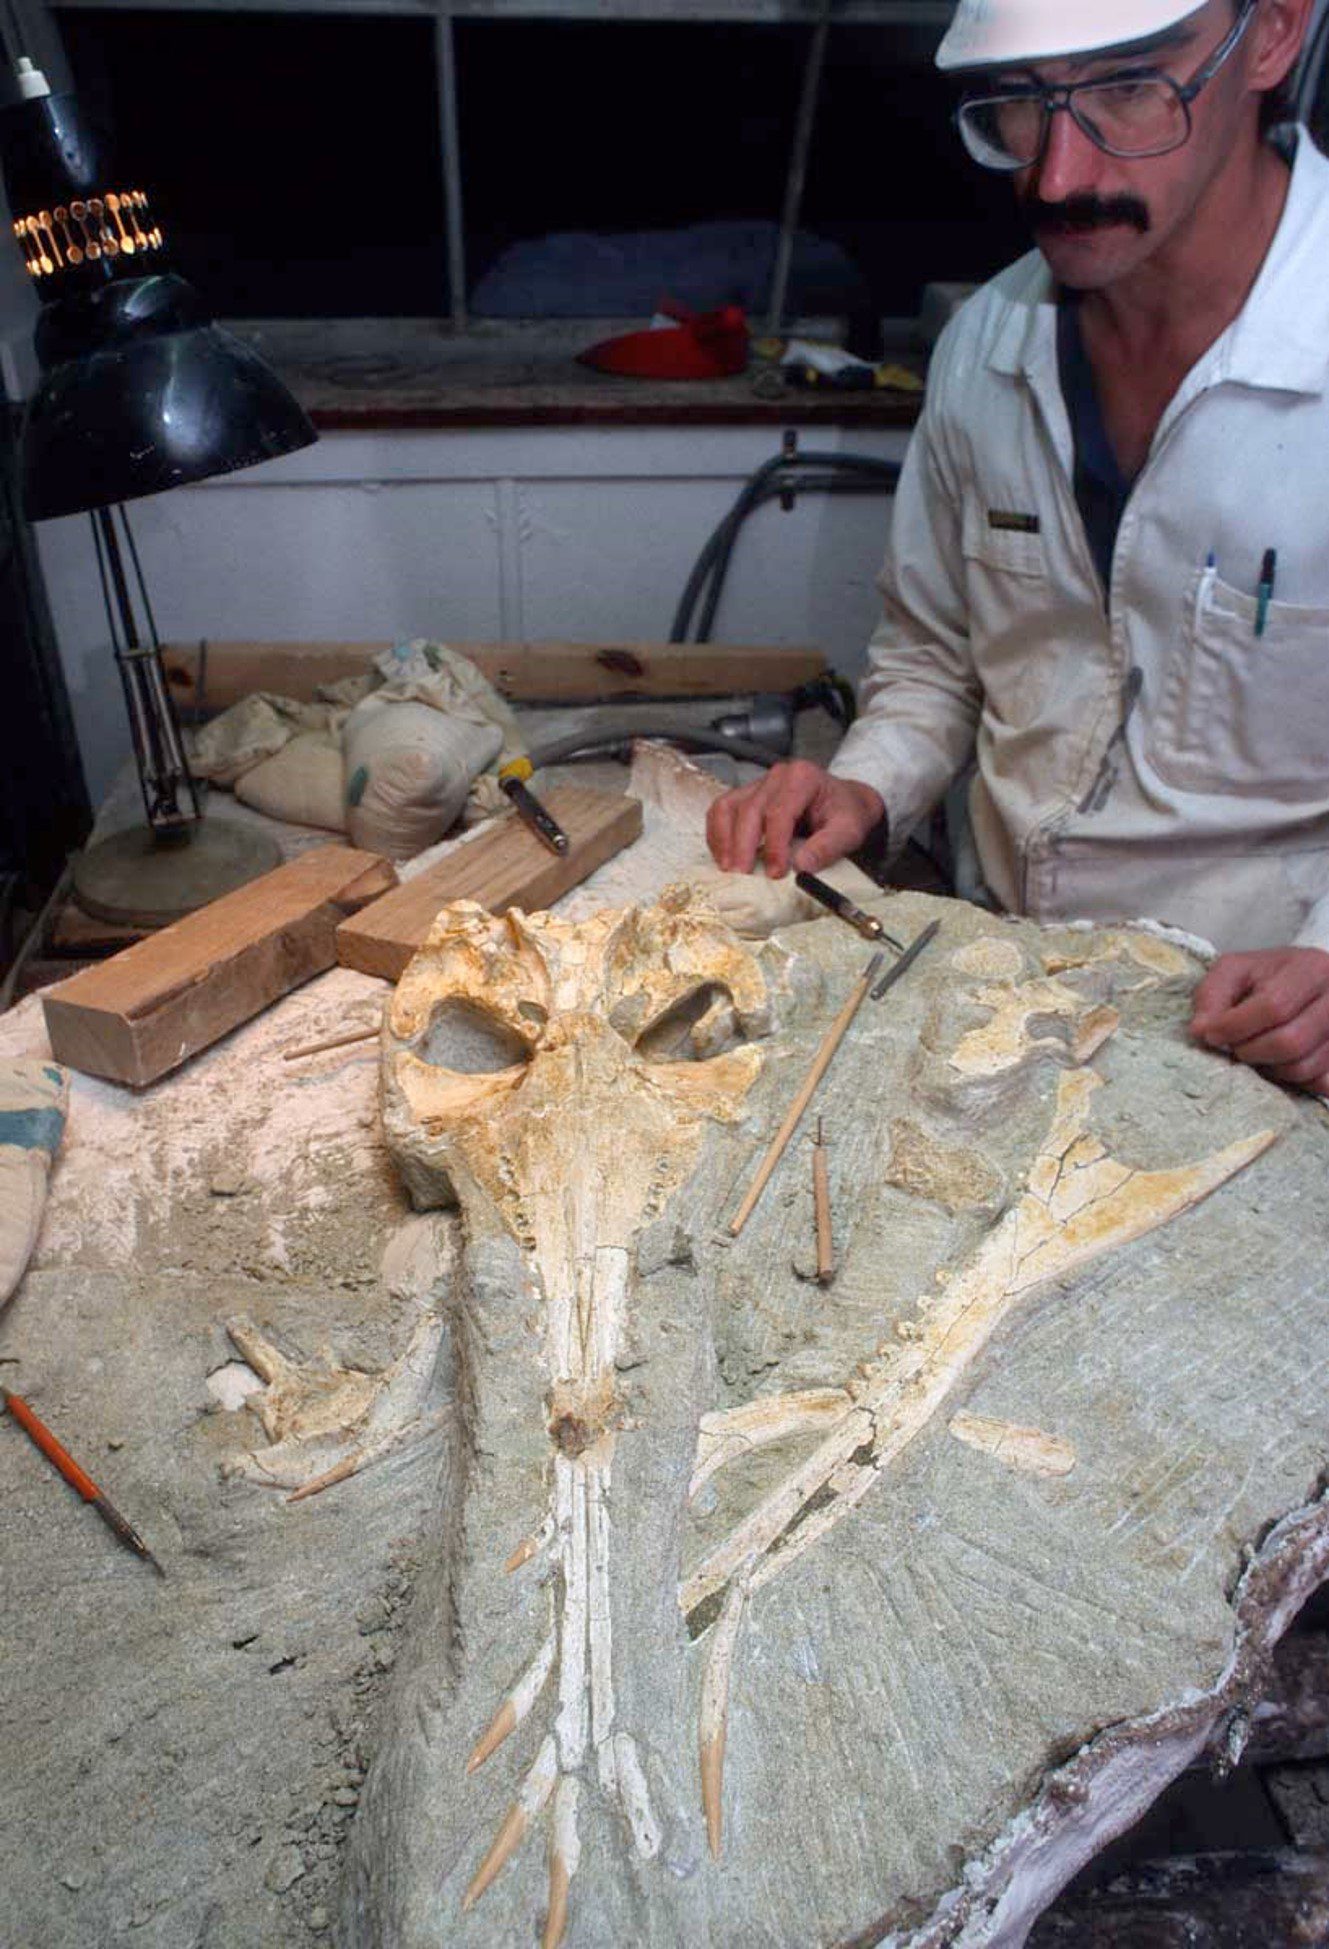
[1255,548,1277,637]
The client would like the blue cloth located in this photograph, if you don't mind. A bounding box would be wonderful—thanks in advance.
[1056,292,1134,599]
[0,1106,65,1155]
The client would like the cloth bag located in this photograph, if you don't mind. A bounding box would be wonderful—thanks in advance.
[0,1060,69,1307]
[342,642,523,859]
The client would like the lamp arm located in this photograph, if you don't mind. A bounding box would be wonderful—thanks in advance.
[92,505,201,836]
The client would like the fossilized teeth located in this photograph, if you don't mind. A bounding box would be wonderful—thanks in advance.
[467,1702,516,1776]
[699,1575,749,1859]
[543,1777,580,1949]
[462,1735,558,1910]
[467,1632,556,1773]
[543,1852,570,1949]
[462,1802,526,1912]
[287,1451,363,1504]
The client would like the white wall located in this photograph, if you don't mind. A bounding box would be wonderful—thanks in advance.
[36,419,909,803]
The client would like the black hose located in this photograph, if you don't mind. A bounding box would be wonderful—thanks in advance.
[671,449,901,643]
[696,471,897,643]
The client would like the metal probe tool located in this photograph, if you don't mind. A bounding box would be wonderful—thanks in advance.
[871,917,942,1000]
[2,1384,165,1575]
[498,759,569,856]
[794,870,902,947]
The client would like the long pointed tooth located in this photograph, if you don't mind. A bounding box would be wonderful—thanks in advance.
[699,1575,749,1860]
[466,1701,516,1776]
[462,1736,558,1910]
[462,1802,526,1911]
[700,1732,725,1862]
[543,1777,580,1949]
[286,1451,363,1503]
[466,1632,556,1773]
[543,1852,570,1949]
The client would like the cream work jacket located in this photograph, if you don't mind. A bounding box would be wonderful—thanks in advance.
[831,132,1329,954]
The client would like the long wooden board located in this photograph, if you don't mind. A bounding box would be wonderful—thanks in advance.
[42,845,397,1089]
[160,640,827,713]
[336,787,642,981]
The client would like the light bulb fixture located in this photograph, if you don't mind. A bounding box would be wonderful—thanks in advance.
[1,52,319,925]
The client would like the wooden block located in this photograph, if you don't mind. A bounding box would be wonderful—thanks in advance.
[41,845,397,1089]
[336,787,642,981]
[160,639,827,713]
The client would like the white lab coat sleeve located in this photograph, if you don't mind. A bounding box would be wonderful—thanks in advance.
[828,388,982,844]
[1292,892,1329,956]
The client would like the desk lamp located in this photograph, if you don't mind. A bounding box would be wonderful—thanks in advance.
[0,52,317,924]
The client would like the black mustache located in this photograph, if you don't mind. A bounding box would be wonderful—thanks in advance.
[1026,192,1151,235]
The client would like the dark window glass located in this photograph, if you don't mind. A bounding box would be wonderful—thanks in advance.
[55,10,1030,323]
[59,9,447,316]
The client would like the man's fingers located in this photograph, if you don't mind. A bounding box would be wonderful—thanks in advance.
[1231,988,1329,1071]
[792,813,868,876]
[1189,955,1258,1038]
[1264,1037,1329,1089]
[705,792,741,873]
[1200,980,1317,1050]
[726,785,774,878]
[705,763,882,881]
[754,766,825,879]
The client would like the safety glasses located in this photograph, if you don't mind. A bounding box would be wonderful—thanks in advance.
[955,0,1258,170]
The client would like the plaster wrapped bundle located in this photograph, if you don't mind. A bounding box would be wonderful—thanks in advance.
[343,642,524,860]
[190,694,347,831]
[0,1059,69,1306]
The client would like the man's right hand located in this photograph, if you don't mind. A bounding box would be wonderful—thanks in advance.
[705,760,885,879]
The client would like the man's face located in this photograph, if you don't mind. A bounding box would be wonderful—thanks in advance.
[998,0,1257,288]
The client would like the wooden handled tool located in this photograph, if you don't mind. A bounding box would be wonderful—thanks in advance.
[812,1118,834,1283]
[2,1385,164,1575]
[727,953,882,1238]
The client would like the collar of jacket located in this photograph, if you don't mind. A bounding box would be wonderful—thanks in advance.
[984,127,1329,400]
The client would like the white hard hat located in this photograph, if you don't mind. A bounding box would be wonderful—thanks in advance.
[935,0,1209,72]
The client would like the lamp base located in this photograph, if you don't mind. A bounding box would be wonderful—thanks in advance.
[71,819,284,928]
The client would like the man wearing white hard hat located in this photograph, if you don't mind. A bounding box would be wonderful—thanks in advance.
[708,0,1329,1094]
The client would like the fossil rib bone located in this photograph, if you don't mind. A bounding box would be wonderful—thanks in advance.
[682,1064,1276,1853]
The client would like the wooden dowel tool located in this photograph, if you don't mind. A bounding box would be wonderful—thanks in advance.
[282,1024,380,1062]
[728,952,882,1238]
[812,1118,834,1284]
[1,1385,164,1575]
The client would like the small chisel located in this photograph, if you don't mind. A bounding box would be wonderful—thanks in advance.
[499,759,569,856]
[870,917,942,1001]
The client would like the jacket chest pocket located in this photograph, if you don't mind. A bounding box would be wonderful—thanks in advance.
[1149,564,1329,801]
[961,498,1047,580]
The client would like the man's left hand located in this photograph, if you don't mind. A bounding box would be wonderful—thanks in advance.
[1189,946,1329,1094]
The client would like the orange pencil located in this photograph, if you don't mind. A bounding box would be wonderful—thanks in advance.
[1,1385,164,1575]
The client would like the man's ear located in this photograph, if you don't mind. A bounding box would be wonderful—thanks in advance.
[1249,0,1317,96]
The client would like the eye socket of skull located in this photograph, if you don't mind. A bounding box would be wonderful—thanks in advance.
[416,997,536,1074]
[627,981,745,1064]
[602,896,771,1063]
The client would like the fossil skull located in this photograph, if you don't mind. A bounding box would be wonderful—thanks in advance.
[382,885,773,1471]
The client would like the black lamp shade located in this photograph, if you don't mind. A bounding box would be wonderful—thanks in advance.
[21,272,317,520]
[2,83,317,521]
